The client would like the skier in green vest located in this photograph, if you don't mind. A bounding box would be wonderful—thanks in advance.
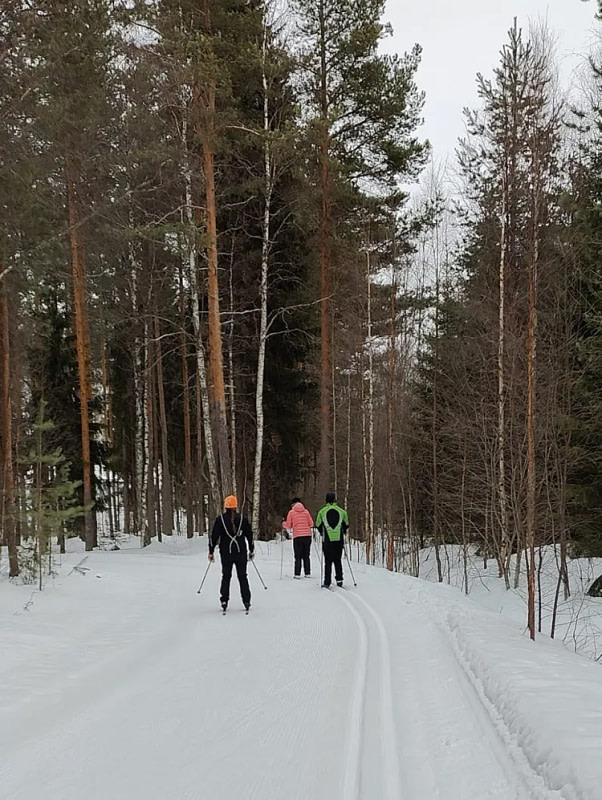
[315,492,349,588]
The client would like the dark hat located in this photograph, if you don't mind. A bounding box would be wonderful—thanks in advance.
[291,497,302,505]
[325,491,336,504]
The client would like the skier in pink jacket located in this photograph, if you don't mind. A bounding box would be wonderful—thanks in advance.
[284,498,314,578]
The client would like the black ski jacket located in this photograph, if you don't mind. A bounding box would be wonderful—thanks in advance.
[210,512,254,558]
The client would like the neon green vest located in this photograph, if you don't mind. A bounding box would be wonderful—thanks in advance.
[317,503,346,542]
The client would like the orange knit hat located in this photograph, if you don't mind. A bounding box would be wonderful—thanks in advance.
[224,495,238,509]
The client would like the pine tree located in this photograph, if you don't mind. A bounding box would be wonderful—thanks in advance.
[291,0,427,496]
[23,0,124,549]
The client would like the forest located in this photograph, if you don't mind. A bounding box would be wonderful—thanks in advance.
[1,1,602,640]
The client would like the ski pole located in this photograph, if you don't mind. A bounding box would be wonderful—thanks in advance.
[312,534,322,584]
[280,531,284,580]
[312,532,320,568]
[196,560,212,594]
[251,556,268,589]
[320,535,323,587]
[344,544,357,587]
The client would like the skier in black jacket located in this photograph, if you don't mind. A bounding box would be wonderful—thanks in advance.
[209,495,255,612]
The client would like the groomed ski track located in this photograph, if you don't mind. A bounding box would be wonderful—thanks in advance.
[0,539,571,800]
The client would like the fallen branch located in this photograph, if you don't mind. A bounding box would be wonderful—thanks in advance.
[69,556,90,576]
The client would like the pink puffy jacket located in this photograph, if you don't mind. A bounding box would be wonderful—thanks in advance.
[285,502,314,538]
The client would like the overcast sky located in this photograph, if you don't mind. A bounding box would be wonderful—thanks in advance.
[384,0,598,163]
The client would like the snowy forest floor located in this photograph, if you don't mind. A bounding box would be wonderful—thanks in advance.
[1,536,602,800]
[397,543,602,664]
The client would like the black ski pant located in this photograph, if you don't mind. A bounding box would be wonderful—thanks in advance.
[293,536,312,576]
[220,551,251,606]
[322,539,344,586]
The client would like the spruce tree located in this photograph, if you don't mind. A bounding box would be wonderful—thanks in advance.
[19,403,86,589]
[566,58,602,556]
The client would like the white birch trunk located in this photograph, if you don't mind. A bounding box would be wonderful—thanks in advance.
[366,243,375,568]
[343,370,351,510]
[432,245,443,583]
[361,362,370,564]
[251,27,273,535]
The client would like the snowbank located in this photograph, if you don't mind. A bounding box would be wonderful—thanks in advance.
[415,577,602,800]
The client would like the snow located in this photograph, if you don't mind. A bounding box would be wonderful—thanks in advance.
[414,545,602,664]
[2,536,602,800]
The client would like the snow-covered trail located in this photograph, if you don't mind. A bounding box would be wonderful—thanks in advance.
[1,538,598,800]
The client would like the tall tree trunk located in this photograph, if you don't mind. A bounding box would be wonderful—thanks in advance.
[365,231,375,567]
[179,263,194,538]
[343,371,351,511]
[134,343,148,545]
[227,238,238,502]
[252,35,273,535]
[203,135,231,496]
[195,366,206,534]
[65,155,95,551]
[195,1,232,496]
[318,1,333,496]
[332,323,338,493]
[100,331,115,539]
[498,175,510,587]
[432,253,443,583]
[123,441,130,536]
[1,281,18,576]
[386,230,397,572]
[146,330,158,545]
[361,360,371,564]
[100,329,112,447]
[36,403,44,591]
[153,314,173,536]
[526,170,540,641]
[131,239,148,545]
[182,113,220,517]
[12,313,23,548]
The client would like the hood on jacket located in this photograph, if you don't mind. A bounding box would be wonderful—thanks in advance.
[292,501,305,512]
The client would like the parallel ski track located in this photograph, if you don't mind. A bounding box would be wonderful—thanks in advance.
[333,589,402,800]
[351,592,402,800]
[332,591,369,800]
[431,608,569,800]
[336,584,558,800]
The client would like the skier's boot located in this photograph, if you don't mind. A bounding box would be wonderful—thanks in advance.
[336,580,343,587]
